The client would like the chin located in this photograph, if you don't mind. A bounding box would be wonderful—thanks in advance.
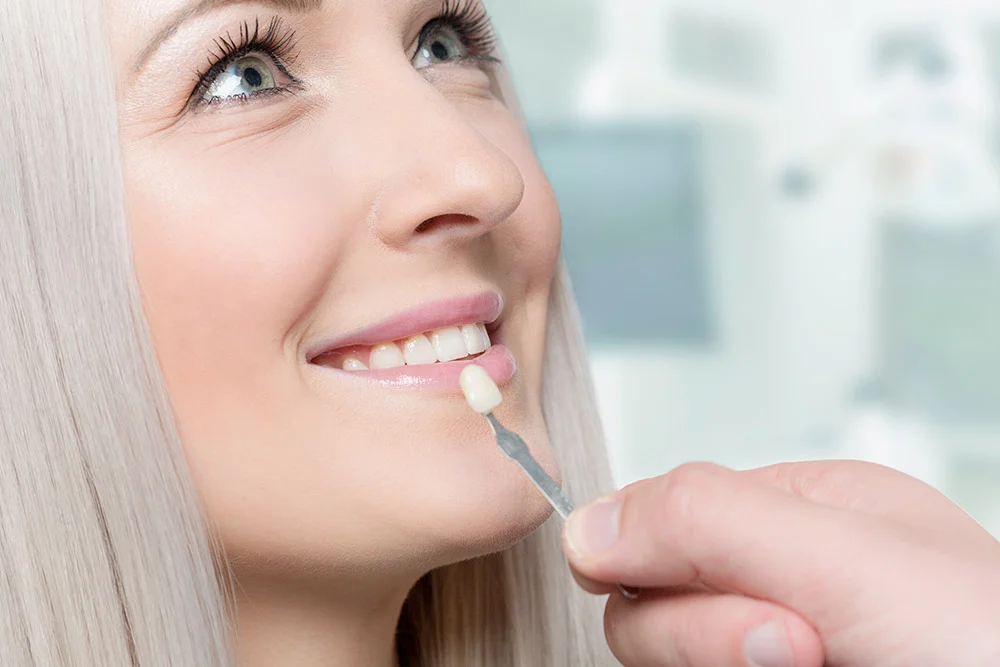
[411,416,562,566]
[440,484,556,564]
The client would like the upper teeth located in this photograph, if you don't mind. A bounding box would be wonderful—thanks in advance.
[342,323,491,371]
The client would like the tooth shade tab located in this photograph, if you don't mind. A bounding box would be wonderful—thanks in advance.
[460,364,503,414]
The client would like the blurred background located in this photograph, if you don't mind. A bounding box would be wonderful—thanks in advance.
[490,0,1000,535]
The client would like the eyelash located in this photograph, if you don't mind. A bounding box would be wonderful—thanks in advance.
[187,16,300,110]
[420,0,500,63]
[187,0,500,112]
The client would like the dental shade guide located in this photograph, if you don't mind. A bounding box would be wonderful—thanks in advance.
[459,365,639,601]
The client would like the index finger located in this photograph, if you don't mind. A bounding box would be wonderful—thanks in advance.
[744,460,994,550]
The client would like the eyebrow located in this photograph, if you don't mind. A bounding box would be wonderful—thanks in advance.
[133,0,323,73]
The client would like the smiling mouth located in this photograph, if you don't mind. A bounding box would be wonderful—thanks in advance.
[312,322,494,371]
[305,291,516,389]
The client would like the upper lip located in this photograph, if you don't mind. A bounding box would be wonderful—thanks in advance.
[305,290,504,363]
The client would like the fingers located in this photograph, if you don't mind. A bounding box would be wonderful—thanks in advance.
[563,463,874,618]
[603,588,824,667]
[746,459,929,512]
[569,565,617,596]
[563,460,1000,667]
[744,460,996,550]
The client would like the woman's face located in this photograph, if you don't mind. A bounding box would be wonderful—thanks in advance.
[105,0,562,583]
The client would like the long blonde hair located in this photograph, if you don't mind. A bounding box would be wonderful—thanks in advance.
[0,0,616,664]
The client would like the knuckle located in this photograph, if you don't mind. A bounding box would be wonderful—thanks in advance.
[779,461,871,509]
[647,463,728,545]
[672,461,726,485]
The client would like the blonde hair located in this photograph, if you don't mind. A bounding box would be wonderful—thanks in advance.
[0,0,616,664]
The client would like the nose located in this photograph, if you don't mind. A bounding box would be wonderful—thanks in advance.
[366,69,526,249]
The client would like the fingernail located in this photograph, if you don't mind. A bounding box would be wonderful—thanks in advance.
[744,621,793,667]
[566,498,621,558]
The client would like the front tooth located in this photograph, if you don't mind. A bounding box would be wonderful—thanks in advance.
[342,357,368,371]
[369,342,405,369]
[402,334,437,365]
[461,324,486,355]
[430,327,467,362]
[479,323,492,350]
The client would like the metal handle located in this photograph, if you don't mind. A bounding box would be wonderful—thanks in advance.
[486,414,639,600]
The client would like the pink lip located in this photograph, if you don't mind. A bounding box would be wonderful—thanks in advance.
[332,344,517,390]
[304,291,515,391]
[305,291,504,361]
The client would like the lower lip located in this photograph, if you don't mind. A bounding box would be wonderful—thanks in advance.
[314,344,517,390]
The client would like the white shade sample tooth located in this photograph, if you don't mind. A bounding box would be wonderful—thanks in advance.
[479,323,492,349]
[369,342,405,369]
[460,365,503,414]
[430,327,467,362]
[402,334,437,365]
[461,324,486,355]
[341,357,368,372]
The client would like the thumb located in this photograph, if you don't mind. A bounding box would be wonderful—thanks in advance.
[563,463,880,627]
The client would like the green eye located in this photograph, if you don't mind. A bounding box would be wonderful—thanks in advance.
[413,27,469,69]
[203,54,278,102]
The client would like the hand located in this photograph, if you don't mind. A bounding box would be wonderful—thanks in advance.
[562,461,1000,667]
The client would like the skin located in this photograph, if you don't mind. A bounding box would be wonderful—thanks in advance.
[105,1,562,665]
[564,461,1000,667]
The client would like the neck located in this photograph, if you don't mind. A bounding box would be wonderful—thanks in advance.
[232,570,416,667]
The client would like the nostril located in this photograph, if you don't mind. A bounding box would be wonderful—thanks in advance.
[414,213,478,235]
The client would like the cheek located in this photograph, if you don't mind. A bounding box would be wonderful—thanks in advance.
[484,125,562,426]
[491,120,562,290]
[519,161,562,288]
[122,133,377,563]
[124,134,353,420]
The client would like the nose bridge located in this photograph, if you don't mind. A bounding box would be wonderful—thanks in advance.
[364,62,525,248]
